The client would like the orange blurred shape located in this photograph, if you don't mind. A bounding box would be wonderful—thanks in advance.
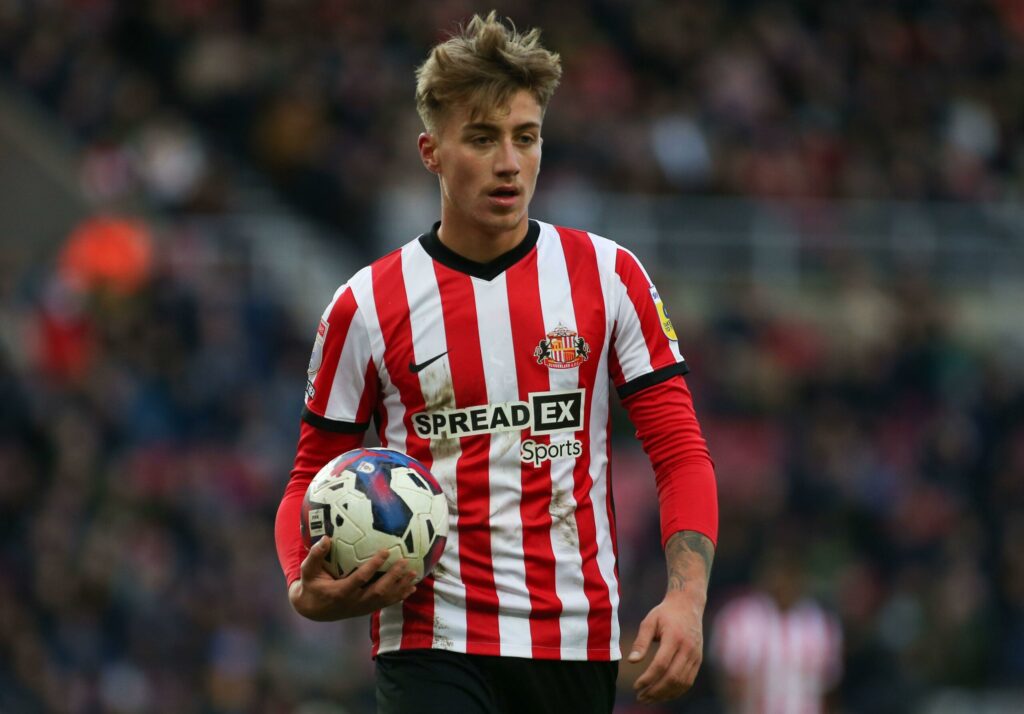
[58,215,154,294]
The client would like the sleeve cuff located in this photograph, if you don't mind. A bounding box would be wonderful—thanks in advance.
[301,406,370,433]
[616,361,690,399]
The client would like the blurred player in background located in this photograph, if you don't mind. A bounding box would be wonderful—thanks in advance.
[274,12,717,713]
[711,547,843,714]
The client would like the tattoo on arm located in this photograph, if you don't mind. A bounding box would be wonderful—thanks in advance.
[665,530,715,593]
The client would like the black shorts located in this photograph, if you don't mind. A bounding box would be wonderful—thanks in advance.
[375,649,618,714]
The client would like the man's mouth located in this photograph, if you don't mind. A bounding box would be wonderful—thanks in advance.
[489,186,520,198]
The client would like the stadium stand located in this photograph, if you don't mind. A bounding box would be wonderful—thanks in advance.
[1,2,1022,712]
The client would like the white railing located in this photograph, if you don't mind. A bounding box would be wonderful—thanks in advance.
[530,192,1024,293]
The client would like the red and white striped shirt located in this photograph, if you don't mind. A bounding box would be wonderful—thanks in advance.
[711,593,843,714]
[281,219,715,661]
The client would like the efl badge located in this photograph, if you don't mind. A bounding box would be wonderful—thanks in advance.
[649,287,678,341]
[534,324,590,369]
[306,318,328,398]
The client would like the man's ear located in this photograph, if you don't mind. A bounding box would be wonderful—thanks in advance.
[419,133,441,174]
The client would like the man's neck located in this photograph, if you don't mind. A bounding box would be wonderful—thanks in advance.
[436,215,530,263]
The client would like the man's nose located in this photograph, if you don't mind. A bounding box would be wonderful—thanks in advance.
[494,138,520,175]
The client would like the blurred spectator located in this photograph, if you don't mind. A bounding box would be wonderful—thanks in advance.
[2,0,1022,253]
[710,544,843,714]
[1,2,1023,713]
[3,216,1023,711]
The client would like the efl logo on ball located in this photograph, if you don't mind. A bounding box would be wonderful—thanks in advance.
[301,448,449,582]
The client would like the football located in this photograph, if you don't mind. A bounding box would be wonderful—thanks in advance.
[300,448,449,582]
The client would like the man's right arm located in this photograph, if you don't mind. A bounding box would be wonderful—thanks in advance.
[273,421,362,586]
[275,421,417,620]
[278,278,407,619]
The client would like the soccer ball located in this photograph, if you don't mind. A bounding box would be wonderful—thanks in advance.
[301,448,449,582]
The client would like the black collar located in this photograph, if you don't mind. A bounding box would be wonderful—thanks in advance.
[418,220,540,281]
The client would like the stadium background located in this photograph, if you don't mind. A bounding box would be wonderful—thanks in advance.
[1,1,1022,712]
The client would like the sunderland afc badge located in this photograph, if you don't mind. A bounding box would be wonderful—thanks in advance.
[534,324,590,369]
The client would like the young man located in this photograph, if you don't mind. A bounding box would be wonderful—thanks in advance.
[275,12,718,713]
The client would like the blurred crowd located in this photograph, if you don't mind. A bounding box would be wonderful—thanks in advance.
[3,220,1023,713]
[2,0,1023,255]
[2,1,1024,713]
[642,273,1024,712]
[1,221,381,713]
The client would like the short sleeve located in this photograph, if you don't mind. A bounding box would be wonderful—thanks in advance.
[302,284,378,432]
[610,247,688,398]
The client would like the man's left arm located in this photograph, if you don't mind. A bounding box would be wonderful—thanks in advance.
[619,374,718,703]
[629,529,715,703]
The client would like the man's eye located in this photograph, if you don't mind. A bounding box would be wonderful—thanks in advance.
[518,135,537,145]
[472,136,492,145]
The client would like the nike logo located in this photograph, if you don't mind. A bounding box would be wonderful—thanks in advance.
[409,351,448,374]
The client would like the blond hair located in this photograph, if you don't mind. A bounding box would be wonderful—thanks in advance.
[415,11,562,133]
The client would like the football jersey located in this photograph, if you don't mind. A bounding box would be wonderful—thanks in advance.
[711,593,843,714]
[303,219,688,661]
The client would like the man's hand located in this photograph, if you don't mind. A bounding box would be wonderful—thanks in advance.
[288,536,418,621]
[629,530,715,704]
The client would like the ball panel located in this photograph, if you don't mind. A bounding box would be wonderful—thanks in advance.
[354,532,387,560]
[421,534,447,578]
[328,448,378,477]
[390,469,434,513]
[367,448,444,494]
[352,463,413,537]
[333,494,372,545]
[330,509,366,545]
[430,494,450,539]
[333,540,358,578]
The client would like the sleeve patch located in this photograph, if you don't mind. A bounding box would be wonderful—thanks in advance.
[305,318,329,399]
[649,286,678,341]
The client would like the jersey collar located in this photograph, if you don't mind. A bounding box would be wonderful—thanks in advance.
[418,220,540,281]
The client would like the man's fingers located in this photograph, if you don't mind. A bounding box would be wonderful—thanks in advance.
[368,559,410,594]
[628,617,657,663]
[637,650,683,701]
[353,560,418,611]
[297,545,419,618]
[291,542,422,621]
[300,536,332,578]
[346,549,391,587]
[638,667,694,702]
[629,594,707,702]
[633,631,678,691]
[395,567,419,598]
[637,641,701,702]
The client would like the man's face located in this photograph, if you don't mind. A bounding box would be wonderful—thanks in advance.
[420,89,543,240]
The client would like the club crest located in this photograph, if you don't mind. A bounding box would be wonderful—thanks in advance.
[534,324,590,369]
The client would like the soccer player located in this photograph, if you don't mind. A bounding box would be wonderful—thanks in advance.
[710,548,843,714]
[275,12,718,713]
